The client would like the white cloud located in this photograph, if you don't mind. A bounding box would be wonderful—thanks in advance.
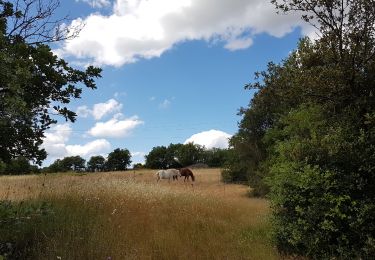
[224,37,253,51]
[88,115,144,138]
[76,0,111,8]
[77,99,123,120]
[42,123,111,159]
[58,0,307,67]
[184,129,232,149]
[159,99,171,109]
[42,123,72,157]
[76,105,91,118]
[92,99,123,120]
[66,139,111,157]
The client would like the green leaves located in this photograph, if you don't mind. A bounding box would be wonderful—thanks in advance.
[0,1,102,165]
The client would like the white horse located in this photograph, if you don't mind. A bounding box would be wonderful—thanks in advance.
[155,169,180,182]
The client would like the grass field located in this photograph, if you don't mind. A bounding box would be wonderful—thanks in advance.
[0,168,279,259]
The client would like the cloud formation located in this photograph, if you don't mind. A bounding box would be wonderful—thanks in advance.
[77,99,123,120]
[58,0,307,66]
[42,123,111,159]
[184,129,232,149]
[88,115,144,138]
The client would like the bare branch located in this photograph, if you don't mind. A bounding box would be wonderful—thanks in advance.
[6,0,83,44]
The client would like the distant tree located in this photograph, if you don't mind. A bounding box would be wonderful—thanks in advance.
[165,143,183,168]
[87,155,105,172]
[106,148,132,171]
[133,163,144,170]
[145,143,206,169]
[175,143,205,166]
[203,148,229,167]
[46,159,62,173]
[46,156,85,172]
[0,1,101,165]
[60,156,86,172]
[144,146,169,169]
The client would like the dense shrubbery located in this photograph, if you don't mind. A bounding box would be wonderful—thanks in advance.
[225,0,375,258]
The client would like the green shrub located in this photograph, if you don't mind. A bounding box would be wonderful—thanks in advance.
[266,105,375,259]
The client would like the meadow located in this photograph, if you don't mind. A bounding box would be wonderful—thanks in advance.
[0,168,279,259]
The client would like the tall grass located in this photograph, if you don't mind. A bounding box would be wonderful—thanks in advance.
[0,169,278,259]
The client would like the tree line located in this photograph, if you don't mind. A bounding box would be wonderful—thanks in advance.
[144,143,229,169]
[0,144,229,175]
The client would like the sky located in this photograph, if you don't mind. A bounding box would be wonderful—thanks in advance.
[41,0,313,166]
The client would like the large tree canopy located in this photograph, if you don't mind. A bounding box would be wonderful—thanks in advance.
[227,0,375,258]
[0,0,101,165]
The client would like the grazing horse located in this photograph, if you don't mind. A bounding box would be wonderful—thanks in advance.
[179,168,195,182]
[155,169,180,182]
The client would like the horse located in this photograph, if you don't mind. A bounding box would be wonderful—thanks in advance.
[179,168,195,182]
[155,169,180,182]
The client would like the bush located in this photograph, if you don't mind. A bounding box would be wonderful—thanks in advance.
[267,105,375,259]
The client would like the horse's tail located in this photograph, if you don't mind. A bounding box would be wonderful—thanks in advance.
[190,172,195,182]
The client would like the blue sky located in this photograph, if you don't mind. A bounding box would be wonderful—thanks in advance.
[42,0,312,166]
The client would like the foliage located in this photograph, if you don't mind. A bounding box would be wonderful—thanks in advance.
[0,200,54,259]
[266,105,375,258]
[203,148,230,167]
[174,142,205,166]
[0,1,102,165]
[60,156,86,172]
[106,148,132,171]
[226,0,375,257]
[221,149,248,181]
[132,163,144,170]
[3,156,33,175]
[144,143,226,169]
[87,155,105,172]
[144,145,171,169]
[45,159,64,173]
[45,156,86,173]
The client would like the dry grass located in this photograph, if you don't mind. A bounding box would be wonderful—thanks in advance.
[0,168,278,259]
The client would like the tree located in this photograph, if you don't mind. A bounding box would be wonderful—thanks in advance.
[3,156,32,175]
[106,148,132,171]
[174,143,204,166]
[144,146,169,169]
[0,1,102,165]
[46,158,63,173]
[144,143,205,169]
[203,148,229,167]
[227,0,375,258]
[60,156,86,172]
[87,155,105,172]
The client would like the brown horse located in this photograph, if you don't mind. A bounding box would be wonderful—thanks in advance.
[179,168,195,182]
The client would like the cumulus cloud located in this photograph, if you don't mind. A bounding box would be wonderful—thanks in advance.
[42,123,72,157]
[184,129,232,149]
[88,115,144,138]
[42,123,111,159]
[77,99,123,120]
[66,139,111,157]
[57,0,308,66]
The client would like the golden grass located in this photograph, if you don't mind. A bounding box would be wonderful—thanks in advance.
[0,168,278,259]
